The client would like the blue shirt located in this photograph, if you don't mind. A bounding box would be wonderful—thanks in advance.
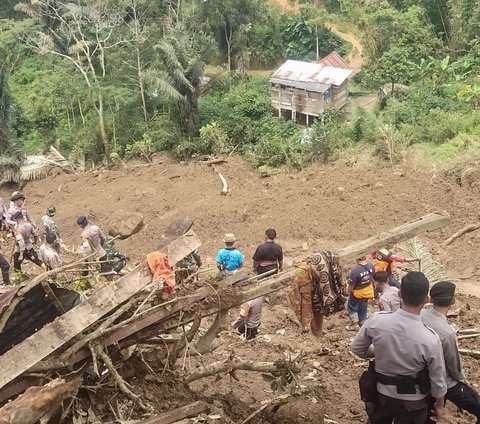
[216,247,244,272]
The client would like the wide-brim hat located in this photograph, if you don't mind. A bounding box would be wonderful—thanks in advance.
[11,193,25,202]
[223,233,236,243]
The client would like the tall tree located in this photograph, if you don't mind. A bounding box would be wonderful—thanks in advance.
[16,0,128,162]
[155,33,204,136]
[198,0,262,70]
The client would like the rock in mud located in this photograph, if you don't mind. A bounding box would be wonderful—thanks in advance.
[109,210,144,239]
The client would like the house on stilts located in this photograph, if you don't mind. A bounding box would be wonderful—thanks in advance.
[270,52,357,125]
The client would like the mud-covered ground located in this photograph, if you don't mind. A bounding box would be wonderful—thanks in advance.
[1,155,480,423]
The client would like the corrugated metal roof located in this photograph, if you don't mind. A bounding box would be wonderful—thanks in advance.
[318,51,359,77]
[271,59,353,90]
[270,77,330,93]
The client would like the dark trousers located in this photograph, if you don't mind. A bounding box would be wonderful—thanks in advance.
[237,323,259,340]
[447,382,480,423]
[0,253,10,285]
[427,383,480,424]
[13,248,43,272]
[367,393,428,424]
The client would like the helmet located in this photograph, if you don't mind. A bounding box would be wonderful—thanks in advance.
[46,206,56,217]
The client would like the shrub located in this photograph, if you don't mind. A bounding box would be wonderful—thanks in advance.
[125,134,154,161]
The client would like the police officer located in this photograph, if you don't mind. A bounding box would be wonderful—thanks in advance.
[422,281,480,423]
[351,271,447,423]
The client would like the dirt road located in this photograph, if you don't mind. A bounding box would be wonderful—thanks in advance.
[266,0,364,68]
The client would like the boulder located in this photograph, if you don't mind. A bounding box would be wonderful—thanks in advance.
[109,211,144,239]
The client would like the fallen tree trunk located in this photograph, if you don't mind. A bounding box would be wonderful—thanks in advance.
[0,377,81,424]
[444,223,480,246]
[337,211,450,263]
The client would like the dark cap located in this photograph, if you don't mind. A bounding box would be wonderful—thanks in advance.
[12,211,24,220]
[430,281,456,302]
[76,215,87,225]
[11,193,25,202]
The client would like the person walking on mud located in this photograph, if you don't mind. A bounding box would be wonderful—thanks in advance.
[13,210,44,272]
[346,255,375,329]
[351,272,447,424]
[5,193,36,229]
[77,215,114,280]
[39,233,63,271]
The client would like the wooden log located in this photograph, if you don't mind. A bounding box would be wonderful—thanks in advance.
[0,263,153,392]
[106,401,209,424]
[185,359,299,383]
[0,377,81,424]
[336,211,451,264]
[167,230,201,264]
[444,223,480,246]
[459,349,480,359]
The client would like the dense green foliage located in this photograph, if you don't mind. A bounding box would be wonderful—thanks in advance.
[1,0,480,171]
[0,0,347,167]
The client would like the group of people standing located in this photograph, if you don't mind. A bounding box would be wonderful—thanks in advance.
[216,228,283,341]
[348,256,480,422]
[0,192,127,285]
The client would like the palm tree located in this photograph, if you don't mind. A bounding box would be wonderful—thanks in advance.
[154,34,205,137]
[0,66,22,184]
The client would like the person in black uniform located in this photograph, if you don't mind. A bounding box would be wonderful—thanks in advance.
[252,228,283,277]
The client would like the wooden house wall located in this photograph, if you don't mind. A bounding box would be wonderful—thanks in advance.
[271,81,348,118]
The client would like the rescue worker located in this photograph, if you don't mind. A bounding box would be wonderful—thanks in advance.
[351,271,447,423]
[0,248,10,285]
[13,210,43,272]
[103,235,128,274]
[371,243,420,288]
[422,281,480,423]
[77,215,113,280]
[374,271,401,312]
[216,233,243,274]
[252,228,283,277]
[42,206,60,236]
[5,193,36,229]
[346,255,375,329]
[233,295,266,340]
[39,233,63,270]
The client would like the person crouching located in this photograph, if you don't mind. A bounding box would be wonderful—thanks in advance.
[233,296,266,340]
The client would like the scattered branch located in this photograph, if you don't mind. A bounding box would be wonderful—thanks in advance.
[212,165,228,195]
[185,358,300,384]
[444,223,480,246]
